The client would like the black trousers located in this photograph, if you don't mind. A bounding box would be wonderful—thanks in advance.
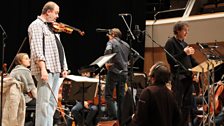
[172,74,193,126]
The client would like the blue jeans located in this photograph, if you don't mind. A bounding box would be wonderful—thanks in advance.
[105,71,126,123]
[34,73,60,126]
[67,101,98,126]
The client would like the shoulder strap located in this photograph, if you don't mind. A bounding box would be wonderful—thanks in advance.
[43,33,45,56]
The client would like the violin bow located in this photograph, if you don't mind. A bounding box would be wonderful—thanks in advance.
[7,37,27,73]
[46,82,73,126]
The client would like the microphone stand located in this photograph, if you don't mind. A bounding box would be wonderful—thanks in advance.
[96,67,105,121]
[131,48,144,61]
[120,15,136,115]
[0,24,7,126]
[196,44,217,126]
[208,45,223,61]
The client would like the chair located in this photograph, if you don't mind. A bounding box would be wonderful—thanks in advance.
[25,105,36,126]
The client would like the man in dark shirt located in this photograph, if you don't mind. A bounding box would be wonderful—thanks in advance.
[164,21,198,126]
[132,61,181,126]
[104,28,130,125]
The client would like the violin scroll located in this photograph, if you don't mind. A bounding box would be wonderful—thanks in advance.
[1,63,8,77]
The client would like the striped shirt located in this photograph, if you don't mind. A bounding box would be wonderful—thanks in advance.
[28,17,68,75]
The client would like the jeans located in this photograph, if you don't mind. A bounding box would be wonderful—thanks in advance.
[34,73,60,126]
[67,101,98,126]
[105,71,126,124]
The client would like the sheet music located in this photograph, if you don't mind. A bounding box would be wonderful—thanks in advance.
[90,53,116,68]
[59,78,65,86]
[66,75,100,83]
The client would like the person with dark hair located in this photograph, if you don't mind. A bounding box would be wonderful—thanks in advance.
[104,28,130,125]
[164,21,198,126]
[131,61,181,126]
[28,1,69,126]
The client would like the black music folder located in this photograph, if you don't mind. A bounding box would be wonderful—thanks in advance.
[78,53,116,74]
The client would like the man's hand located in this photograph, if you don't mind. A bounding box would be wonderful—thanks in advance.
[184,46,195,55]
[27,91,34,98]
[84,101,89,109]
[41,69,48,81]
[105,63,113,70]
[37,60,48,81]
[61,70,68,78]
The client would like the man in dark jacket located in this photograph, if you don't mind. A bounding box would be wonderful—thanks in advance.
[132,61,181,126]
[164,21,198,126]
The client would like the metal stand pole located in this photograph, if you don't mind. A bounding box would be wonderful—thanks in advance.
[0,24,7,126]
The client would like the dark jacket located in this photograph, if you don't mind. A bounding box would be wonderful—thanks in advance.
[164,36,198,76]
[132,85,181,126]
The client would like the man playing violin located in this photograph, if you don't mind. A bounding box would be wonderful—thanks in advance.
[28,1,69,126]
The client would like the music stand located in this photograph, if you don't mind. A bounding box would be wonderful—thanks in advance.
[64,75,100,125]
[78,53,116,74]
[62,76,98,103]
[189,59,223,73]
[189,59,223,125]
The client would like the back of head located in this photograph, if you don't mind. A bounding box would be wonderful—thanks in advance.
[149,62,170,85]
[109,28,122,38]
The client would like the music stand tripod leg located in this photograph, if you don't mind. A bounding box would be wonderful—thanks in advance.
[81,82,85,126]
[96,70,104,122]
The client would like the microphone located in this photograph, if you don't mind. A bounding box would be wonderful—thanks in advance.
[208,45,219,48]
[96,28,111,33]
[118,13,131,16]
[196,42,205,49]
[207,54,220,60]
[0,24,7,38]
[133,25,141,38]
[133,25,144,43]
[196,42,219,49]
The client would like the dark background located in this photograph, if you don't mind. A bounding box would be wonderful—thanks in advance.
[0,0,147,75]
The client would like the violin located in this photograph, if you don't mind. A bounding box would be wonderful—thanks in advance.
[49,22,85,36]
[93,87,117,105]
[58,78,75,126]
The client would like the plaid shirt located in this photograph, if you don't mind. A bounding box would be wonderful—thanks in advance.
[28,17,68,75]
